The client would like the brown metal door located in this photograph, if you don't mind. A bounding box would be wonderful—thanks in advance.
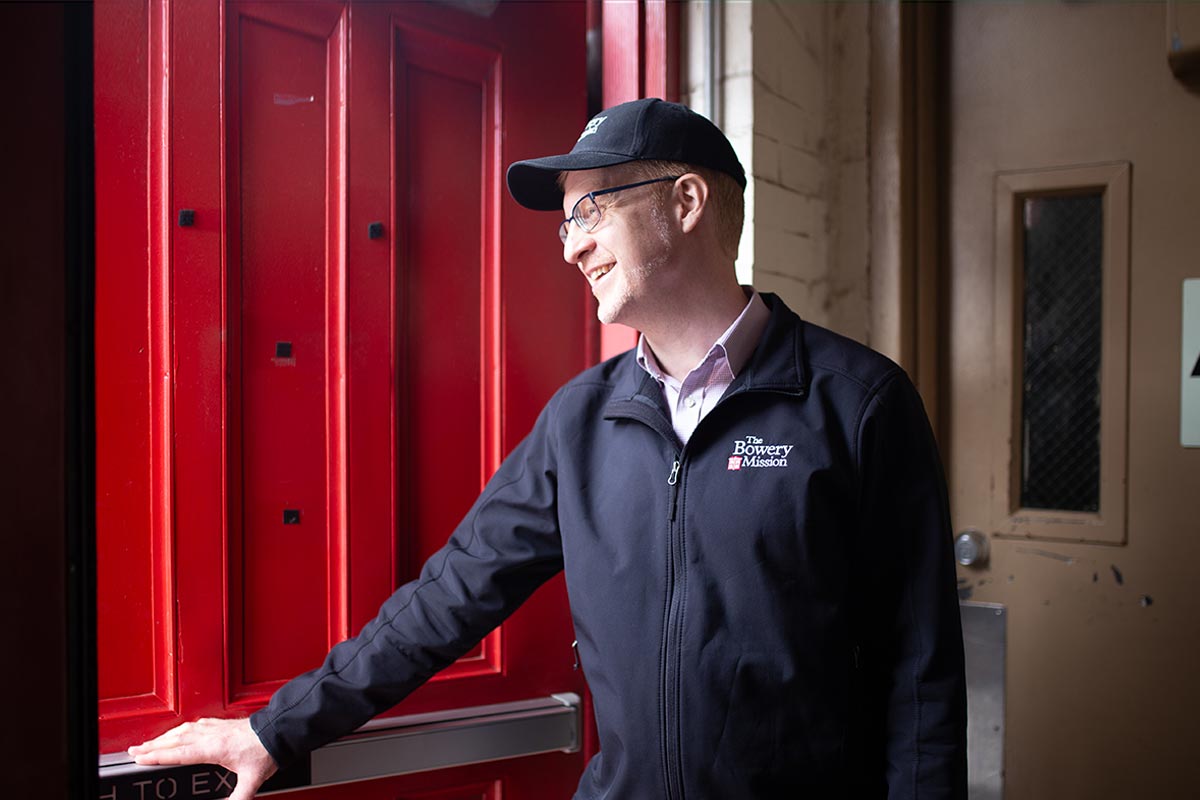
[943,3,1200,797]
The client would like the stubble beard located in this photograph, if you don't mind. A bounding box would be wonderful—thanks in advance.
[596,199,674,327]
[595,256,656,325]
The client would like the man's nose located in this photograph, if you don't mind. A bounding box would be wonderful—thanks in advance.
[561,222,595,265]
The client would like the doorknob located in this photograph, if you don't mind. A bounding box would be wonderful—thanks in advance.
[955,530,989,567]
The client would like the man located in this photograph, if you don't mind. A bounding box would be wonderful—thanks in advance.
[131,98,967,798]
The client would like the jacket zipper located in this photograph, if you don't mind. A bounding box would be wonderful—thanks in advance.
[662,455,684,800]
[661,390,754,797]
[606,384,804,799]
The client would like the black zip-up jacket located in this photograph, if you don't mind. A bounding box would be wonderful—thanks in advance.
[252,294,968,798]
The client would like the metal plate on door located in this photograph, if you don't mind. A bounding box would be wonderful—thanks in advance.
[962,601,1005,800]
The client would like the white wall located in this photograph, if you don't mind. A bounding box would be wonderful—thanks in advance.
[682,1,871,343]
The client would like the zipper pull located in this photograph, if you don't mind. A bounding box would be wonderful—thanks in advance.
[572,640,580,671]
[667,459,681,521]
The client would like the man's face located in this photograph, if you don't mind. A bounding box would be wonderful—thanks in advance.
[560,167,675,327]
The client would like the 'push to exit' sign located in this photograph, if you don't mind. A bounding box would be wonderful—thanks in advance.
[1184,279,1200,447]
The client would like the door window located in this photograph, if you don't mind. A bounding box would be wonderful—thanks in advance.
[991,164,1131,543]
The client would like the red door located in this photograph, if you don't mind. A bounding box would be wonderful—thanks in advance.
[96,1,593,797]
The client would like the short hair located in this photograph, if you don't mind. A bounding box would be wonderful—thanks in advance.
[558,161,746,258]
[621,160,745,259]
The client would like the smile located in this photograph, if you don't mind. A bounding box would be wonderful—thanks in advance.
[587,263,614,283]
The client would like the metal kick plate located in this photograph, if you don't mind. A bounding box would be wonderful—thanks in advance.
[962,601,1006,799]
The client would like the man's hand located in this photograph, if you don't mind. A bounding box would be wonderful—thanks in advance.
[128,717,277,800]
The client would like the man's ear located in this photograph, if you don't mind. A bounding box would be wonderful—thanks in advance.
[674,173,709,234]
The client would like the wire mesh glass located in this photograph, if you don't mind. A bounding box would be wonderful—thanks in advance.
[1019,193,1103,512]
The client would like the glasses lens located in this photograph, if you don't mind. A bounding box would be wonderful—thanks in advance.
[575,195,602,232]
[558,219,571,244]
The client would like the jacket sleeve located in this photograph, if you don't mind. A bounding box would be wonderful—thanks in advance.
[855,370,967,799]
[250,401,564,768]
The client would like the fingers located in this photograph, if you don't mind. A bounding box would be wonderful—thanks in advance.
[129,720,190,748]
[228,767,264,800]
[127,724,195,762]
[227,760,277,800]
[129,743,201,766]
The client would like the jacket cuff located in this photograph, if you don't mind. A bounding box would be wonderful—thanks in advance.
[249,708,293,770]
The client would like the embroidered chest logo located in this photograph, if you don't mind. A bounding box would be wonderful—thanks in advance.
[577,115,608,142]
[727,435,794,470]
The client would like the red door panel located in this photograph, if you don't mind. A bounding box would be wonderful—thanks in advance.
[230,6,338,688]
[397,32,490,589]
[95,0,175,730]
[97,0,592,795]
[394,22,497,675]
[338,0,593,723]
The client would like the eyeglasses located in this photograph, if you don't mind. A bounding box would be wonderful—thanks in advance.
[558,176,681,244]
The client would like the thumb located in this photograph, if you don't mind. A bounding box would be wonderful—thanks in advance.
[228,768,266,800]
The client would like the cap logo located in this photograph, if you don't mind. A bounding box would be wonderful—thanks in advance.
[577,115,608,143]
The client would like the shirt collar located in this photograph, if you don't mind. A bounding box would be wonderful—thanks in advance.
[636,288,770,383]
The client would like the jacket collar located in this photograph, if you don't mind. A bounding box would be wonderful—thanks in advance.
[603,292,809,421]
[732,292,809,397]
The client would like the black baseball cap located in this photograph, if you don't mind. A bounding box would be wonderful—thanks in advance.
[506,98,746,211]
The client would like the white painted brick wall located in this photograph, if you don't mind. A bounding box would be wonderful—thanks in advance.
[682,0,872,343]
[825,3,871,341]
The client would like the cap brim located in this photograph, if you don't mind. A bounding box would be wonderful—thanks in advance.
[506,151,635,211]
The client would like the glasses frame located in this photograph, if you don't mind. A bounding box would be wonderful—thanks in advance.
[558,175,681,244]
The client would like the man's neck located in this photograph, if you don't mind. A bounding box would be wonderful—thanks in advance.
[639,279,750,380]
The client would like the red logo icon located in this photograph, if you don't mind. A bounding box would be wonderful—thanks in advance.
[727,456,743,471]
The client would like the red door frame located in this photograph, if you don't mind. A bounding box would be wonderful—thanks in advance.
[595,0,681,361]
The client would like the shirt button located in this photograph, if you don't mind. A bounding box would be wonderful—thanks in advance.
[686,397,697,409]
